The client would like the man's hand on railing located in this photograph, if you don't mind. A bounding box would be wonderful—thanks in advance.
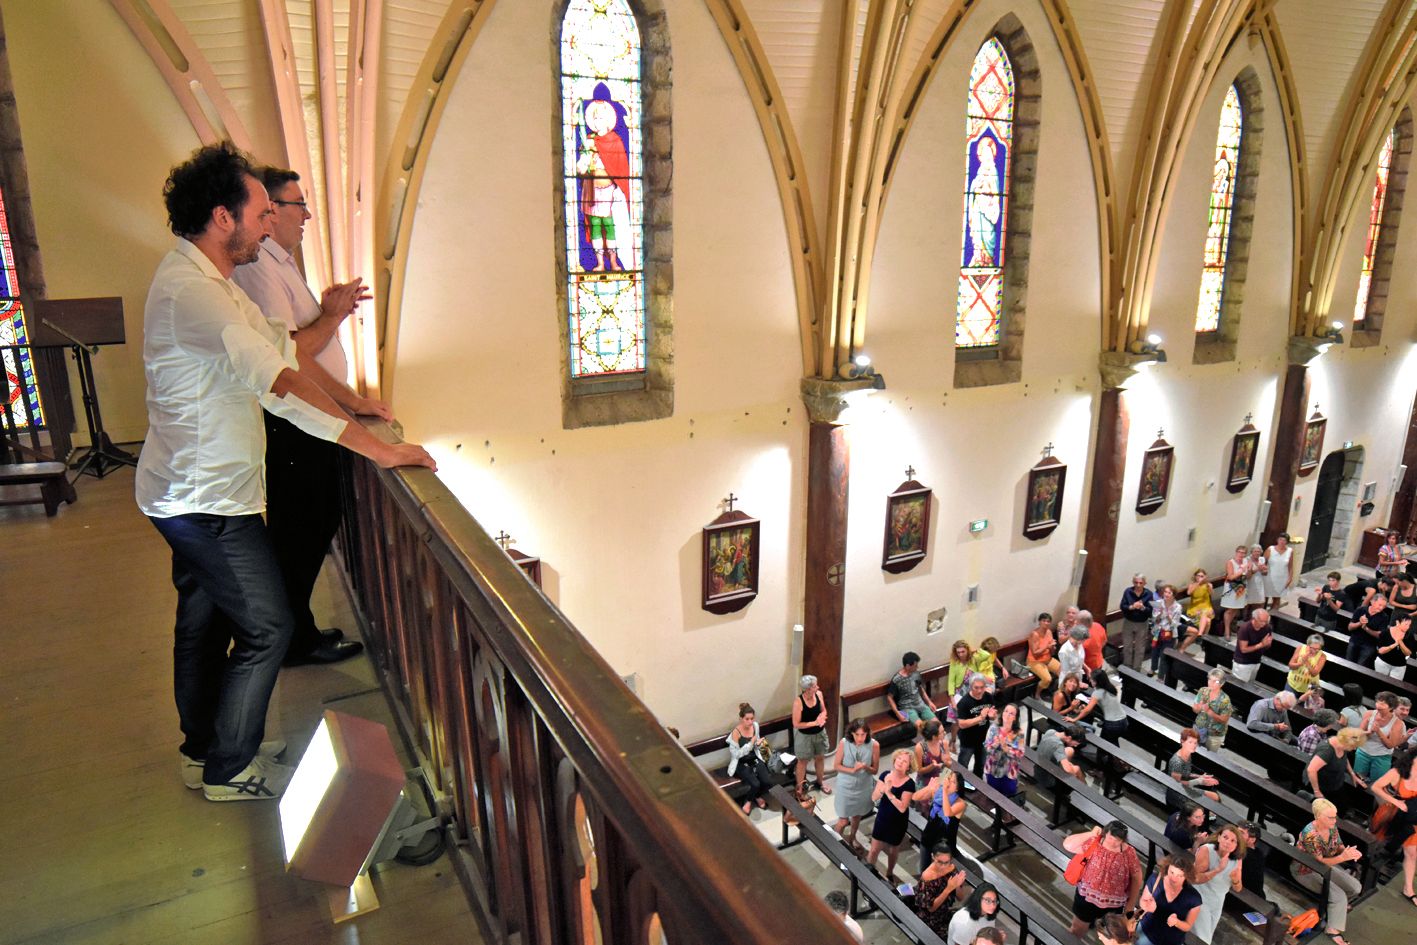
[376,441,438,471]
[354,397,395,422]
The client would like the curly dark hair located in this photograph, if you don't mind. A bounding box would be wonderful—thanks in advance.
[163,141,258,239]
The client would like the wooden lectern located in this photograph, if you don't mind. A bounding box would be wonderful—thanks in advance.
[29,297,136,479]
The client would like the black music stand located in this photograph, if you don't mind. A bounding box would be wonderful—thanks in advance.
[30,297,136,479]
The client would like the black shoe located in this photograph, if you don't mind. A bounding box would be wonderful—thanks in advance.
[317,627,346,643]
[284,639,365,666]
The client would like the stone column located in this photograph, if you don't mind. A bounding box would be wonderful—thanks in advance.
[1260,337,1328,547]
[1078,353,1149,617]
[799,377,873,740]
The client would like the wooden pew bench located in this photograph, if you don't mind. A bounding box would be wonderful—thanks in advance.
[1118,666,1314,790]
[685,714,793,796]
[771,785,949,944]
[0,462,76,517]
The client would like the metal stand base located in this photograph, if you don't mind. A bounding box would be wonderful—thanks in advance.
[327,873,380,923]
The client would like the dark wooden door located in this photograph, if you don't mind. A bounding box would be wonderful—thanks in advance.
[1304,451,1346,571]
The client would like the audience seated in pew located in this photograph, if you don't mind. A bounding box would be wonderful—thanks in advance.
[1177,568,1216,654]
[1063,821,1144,936]
[868,749,939,882]
[947,882,1001,945]
[911,844,969,936]
[1293,797,1364,945]
[1034,723,1086,787]
[1245,689,1298,744]
[792,674,832,794]
[888,650,940,737]
[1137,850,1202,945]
[1028,613,1061,699]
[727,702,773,814]
[1298,708,1340,754]
[1286,629,1328,694]
[1190,669,1234,751]
[1164,800,1209,850]
[823,890,864,942]
[1060,625,1091,689]
[1167,727,1220,802]
[914,719,951,797]
[1054,673,1090,722]
[974,637,1012,689]
[919,769,968,868]
[1190,823,1247,944]
[1354,690,1407,780]
[1232,608,1273,683]
[1305,727,1366,805]
[832,719,879,852]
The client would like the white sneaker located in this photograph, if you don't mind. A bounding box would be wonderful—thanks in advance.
[181,739,288,789]
[202,755,294,802]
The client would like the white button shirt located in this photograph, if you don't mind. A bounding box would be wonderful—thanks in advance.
[232,238,349,381]
[136,239,348,518]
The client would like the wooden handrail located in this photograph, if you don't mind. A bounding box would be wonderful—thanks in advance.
[334,420,855,945]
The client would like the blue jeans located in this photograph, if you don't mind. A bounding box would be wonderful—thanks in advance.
[150,513,294,784]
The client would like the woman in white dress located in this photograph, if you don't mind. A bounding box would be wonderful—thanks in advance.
[1191,824,1245,944]
[1266,533,1295,609]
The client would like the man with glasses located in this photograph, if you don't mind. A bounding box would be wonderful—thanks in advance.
[234,167,388,666]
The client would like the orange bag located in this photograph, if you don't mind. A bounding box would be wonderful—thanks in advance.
[1285,908,1320,940]
[1065,835,1100,885]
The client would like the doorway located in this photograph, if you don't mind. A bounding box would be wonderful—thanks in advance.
[1303,447,1365,572]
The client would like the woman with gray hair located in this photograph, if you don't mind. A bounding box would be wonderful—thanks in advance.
[1292,797,1363,945]
[793,674,832,793]
[1059,623,1090,684]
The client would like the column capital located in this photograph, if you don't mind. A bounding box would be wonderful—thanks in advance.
[1287,334,1334,367]
[800,376,877,424]
[1098,351,1152,391]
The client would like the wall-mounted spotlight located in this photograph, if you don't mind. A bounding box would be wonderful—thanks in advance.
[1127,332,1168,365]
[840,352,887,390]
[1321,320,1345,346]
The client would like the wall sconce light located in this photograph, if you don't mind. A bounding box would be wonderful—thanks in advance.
[1321,320,1345,346]
[1127,332,1168,365]
[840,352,886,390]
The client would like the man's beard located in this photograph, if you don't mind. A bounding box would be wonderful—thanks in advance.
[225,229,261,266]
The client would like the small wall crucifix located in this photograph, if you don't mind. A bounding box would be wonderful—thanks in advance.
[1041,442,1054,459]
[722,492,737,513]
[904,466,916,480]
[494,530,514,550]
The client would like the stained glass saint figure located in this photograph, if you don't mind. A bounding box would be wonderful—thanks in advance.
[956,38,1014,349]
[561,0,647,377]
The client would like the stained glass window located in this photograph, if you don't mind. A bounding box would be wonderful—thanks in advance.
[956,38,1014,349]
[561,0,646,377]
[1354,128,1396,324]
[1194,85,1243,334]
[0,186,41,428]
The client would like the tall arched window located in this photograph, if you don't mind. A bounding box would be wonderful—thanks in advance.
[561,0,645,378]
[556,0,671,428]
[1195,85,1243,334]
[956,38,1015,351]
[1192,72,1262,364]
[0,185,42,429]
[1354,129,1395,324]
[1352,110,1412,344]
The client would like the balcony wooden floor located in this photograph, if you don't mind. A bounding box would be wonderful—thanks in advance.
[0,470,484,945]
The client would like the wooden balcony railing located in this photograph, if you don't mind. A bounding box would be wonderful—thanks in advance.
[335,421,855,945]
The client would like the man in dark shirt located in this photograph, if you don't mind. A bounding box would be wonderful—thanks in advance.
[1232,609,1273,683]
[1313,572,1345,630]
[955,673,997,782]
[1345,595,1391,668]
[1341,576,1378,612]
[1238,822,1266,899]
[1119,574,1155,670]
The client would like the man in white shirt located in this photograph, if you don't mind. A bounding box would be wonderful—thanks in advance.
[138,142,435,801]
[823,891,863,942]
[233,167,382,666]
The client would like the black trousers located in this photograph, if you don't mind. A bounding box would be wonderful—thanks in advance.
[264,412,342,656]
